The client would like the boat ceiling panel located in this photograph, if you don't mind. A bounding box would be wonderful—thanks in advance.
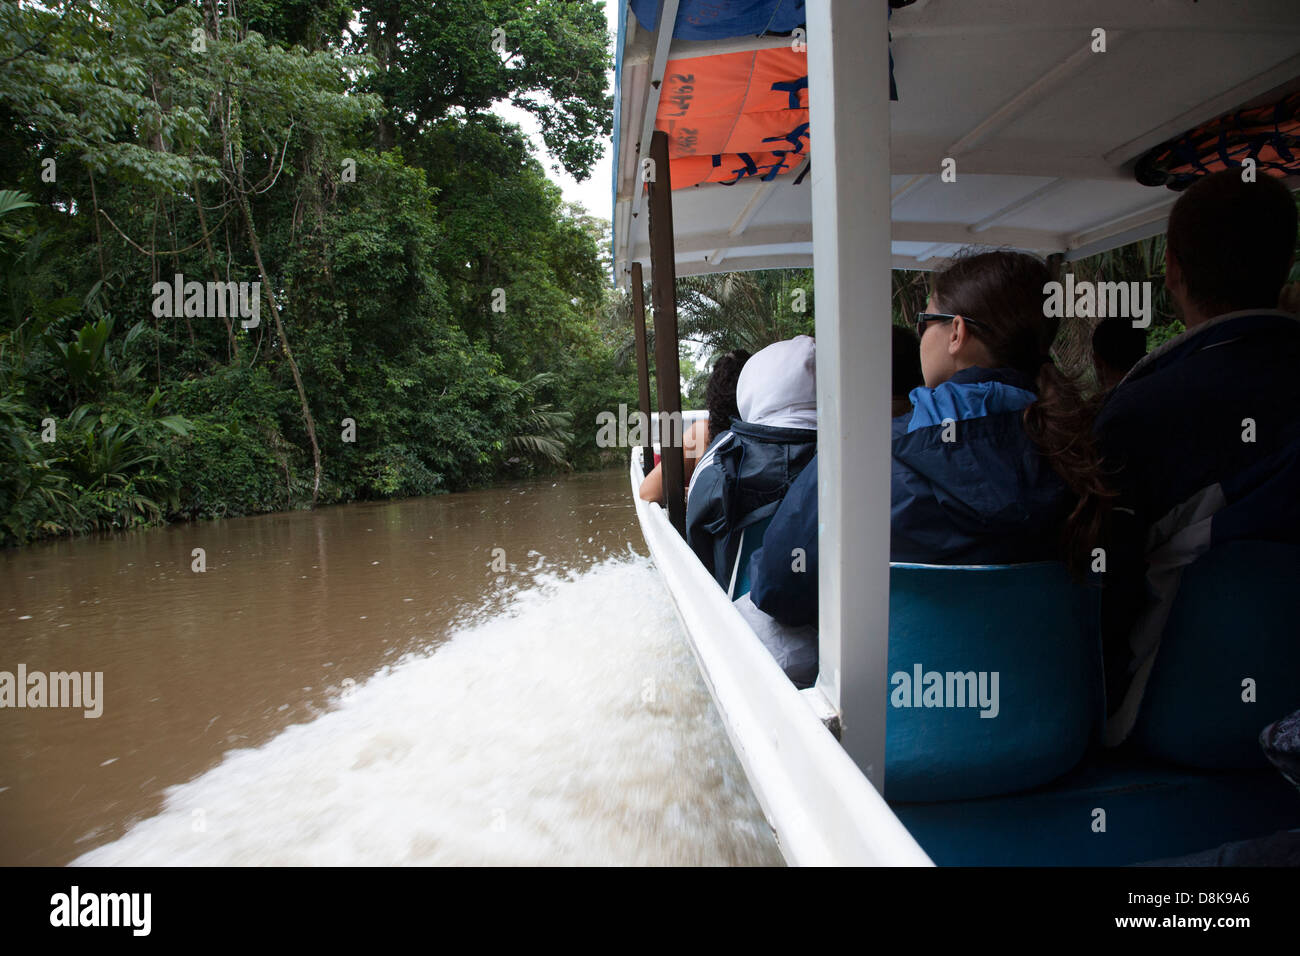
[890,176,1059,226]
[613,0,1300,284]
[996,34,1300,152]
[886,33,1087,141]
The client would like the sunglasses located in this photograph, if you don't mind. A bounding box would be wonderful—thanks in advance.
[915,312,984,339]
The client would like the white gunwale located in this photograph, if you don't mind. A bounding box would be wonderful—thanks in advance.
[630,451,932,867]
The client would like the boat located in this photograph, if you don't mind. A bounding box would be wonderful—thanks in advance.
[614,0,1300,865]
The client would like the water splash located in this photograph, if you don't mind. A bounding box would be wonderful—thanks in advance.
[72,557,781,866]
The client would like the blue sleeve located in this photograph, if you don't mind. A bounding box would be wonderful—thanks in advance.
[748,456,819,626]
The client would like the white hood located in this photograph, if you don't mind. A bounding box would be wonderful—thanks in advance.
[736,335,817,430]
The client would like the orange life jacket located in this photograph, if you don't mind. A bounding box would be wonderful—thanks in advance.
[1135,90,1300,190]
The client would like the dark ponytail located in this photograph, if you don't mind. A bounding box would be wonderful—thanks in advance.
[1023,360,1114,573]
[931,250,1113,571]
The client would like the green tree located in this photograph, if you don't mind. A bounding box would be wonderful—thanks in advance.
[350,0,612,177]
[0,0,626,545]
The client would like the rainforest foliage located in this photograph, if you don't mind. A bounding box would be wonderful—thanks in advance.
[0,0,634,545]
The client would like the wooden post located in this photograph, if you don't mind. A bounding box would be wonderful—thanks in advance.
[647,130,687,536]
[630,261,657,481]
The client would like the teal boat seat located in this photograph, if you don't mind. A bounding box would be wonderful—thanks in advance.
[891,745,1300,866]
[884,562,1103,802]
[1133,540,1300,769]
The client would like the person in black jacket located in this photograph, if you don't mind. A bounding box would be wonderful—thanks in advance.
[746,328,921,628]
[686,335,817,590]
[1093,170,1300,743]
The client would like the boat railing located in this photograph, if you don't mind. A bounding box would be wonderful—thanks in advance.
[630,446,932,866]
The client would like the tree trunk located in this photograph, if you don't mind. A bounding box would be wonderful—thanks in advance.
[238,191,322,507]
[226,84,321,506]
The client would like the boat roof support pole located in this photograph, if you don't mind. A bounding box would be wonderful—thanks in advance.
[630,261,657,481]
[808,0,893,791]
[629,0,680,227]
[648,129,687,536]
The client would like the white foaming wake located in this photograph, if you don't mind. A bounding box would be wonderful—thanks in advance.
[72,556,782,866]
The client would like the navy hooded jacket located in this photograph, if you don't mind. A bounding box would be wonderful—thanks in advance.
[686,335,819,590]
[890,366,1071,564]
[749,366,1074,626]
[686,419,817,588]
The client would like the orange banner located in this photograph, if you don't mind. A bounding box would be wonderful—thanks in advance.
[654,47,811,188]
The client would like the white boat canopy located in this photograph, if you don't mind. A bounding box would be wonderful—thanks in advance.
[614,0,1300,282]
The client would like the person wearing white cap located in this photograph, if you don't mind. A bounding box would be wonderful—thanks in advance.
[685,335,817,591]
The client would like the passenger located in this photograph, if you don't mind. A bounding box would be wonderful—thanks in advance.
[638,348,749,503]
[1094,169,1300,745]
[747,324,922,630]
[1091,316,1147,393]
[748,251,1112,655]
[686,335,816,590]
[895,250,1110,565]
[891,325,924,417]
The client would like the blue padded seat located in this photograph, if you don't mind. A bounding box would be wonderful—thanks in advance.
[1134,540,1300,769]
[891,746,1300,866]
[884,562,1102,802]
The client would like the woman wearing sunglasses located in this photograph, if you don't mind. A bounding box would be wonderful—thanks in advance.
[895,249,1111,568]
[750,250,1111,644]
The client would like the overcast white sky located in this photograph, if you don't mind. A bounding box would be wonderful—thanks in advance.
[490,2,621,224]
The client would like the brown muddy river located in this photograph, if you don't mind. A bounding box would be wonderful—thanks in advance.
[0,468,780,865]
